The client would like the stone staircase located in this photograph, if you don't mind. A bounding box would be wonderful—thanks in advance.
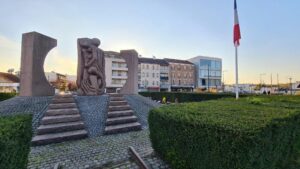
[31,94,88,146]
[104,93,142,134]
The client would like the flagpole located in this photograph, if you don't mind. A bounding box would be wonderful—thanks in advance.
[235,45,239,99]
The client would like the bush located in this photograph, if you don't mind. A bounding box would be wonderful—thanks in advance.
[0,93,17,101]
[149,98,300,169]
[139,92,239,103]
[0,115,32,169]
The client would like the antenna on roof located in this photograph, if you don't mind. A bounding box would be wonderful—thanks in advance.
[152,55,156,59]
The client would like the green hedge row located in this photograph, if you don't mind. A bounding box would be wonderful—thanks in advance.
[149,97,300,169]
[0,93,17,101]
[0,115,32,169]
[139,92,248,103]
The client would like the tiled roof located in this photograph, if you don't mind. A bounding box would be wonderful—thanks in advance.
[164,58,194,65]
[138,58,169,66]
[0,72,20,83]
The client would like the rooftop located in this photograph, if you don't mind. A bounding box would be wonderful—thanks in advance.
[138,57,169,66]
[0,72,20,83]
[164,58,194,65]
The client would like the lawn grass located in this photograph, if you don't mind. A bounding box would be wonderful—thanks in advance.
[0,114,32,169]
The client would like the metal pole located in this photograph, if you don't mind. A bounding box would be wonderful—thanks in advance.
[235,46,239,99]
[289,77,292,95]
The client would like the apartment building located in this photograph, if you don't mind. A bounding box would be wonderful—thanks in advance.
[164,58,195,92]
[104,51,128,93]
[189,56,222,91]
[138,58,163,91]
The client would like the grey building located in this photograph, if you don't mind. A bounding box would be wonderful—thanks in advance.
[188,56,222,91]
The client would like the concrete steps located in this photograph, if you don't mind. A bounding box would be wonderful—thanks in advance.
[109,101,128,106]
[107,110,135,118]
[52,97,75,104]
[41,114,81,125]
[31,94,88,146]
[32,130,87,146]
[108,105,131,111]
[37,121,85,135]
[104,122,141,135]
[48,103,77,109]
[45,108,79,116]
[104,94,142,135]
[106,116,138,126]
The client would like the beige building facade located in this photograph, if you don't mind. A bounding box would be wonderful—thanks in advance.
[164,59,195,92]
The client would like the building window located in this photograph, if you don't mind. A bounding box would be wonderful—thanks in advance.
[202,79,206,86]
[146,73,149,77]
[146,65,149,69]
[152,73,155,78]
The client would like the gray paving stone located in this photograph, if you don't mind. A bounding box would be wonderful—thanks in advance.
[28,130,169,169]
[124,94,161,129]
[0,96,52,133]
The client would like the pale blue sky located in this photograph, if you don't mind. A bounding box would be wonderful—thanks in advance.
[0,0,299,84]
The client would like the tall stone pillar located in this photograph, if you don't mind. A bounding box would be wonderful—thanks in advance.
[20,32,56,96]
[120,50,138,94]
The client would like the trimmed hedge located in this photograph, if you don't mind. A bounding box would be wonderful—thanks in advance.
[149,97,300,169]
[0,114,32,169]
[0,93,17,101]
[139,92,246,103]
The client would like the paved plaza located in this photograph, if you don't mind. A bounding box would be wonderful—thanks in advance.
[0,94,169,169]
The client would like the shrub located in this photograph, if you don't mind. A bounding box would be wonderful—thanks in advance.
[139,92,240,103]
[0,114,32,169]
[149,98,300,169]
[0,93,17,101]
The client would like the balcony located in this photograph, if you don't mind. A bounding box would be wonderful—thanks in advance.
[111,75,128,79]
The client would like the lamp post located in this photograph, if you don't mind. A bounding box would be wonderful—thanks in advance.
[288,77,293,95]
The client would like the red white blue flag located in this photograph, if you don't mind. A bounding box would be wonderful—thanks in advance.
[234,0,241,46]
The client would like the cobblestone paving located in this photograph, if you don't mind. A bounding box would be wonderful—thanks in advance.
[0,96,52,132]
[75,95,109,137]
[28,130,170,169]
[125,95,161,129]
[108,153,171,169]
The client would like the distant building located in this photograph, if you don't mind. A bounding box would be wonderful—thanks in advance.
[0,72,20,93]
[164,58,195,92]
[188,56,222,91]
[224,84,256,94]
[44,71,67,91]
[138,58,170,92]
[104,51,128,93]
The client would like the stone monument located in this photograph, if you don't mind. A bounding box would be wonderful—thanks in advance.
[119,50,138,94]
[20,32,56,96]
[77,38,106,95]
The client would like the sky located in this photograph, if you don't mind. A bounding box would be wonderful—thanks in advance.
[0,0,299,84]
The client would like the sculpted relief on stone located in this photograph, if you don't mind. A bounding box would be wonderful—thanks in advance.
[77,38,105,95]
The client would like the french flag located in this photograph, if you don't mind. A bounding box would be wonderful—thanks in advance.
[234,0,241,46]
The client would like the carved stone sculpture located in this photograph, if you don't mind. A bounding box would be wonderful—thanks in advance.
[77,38,105,95]
[20,32,56,96]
